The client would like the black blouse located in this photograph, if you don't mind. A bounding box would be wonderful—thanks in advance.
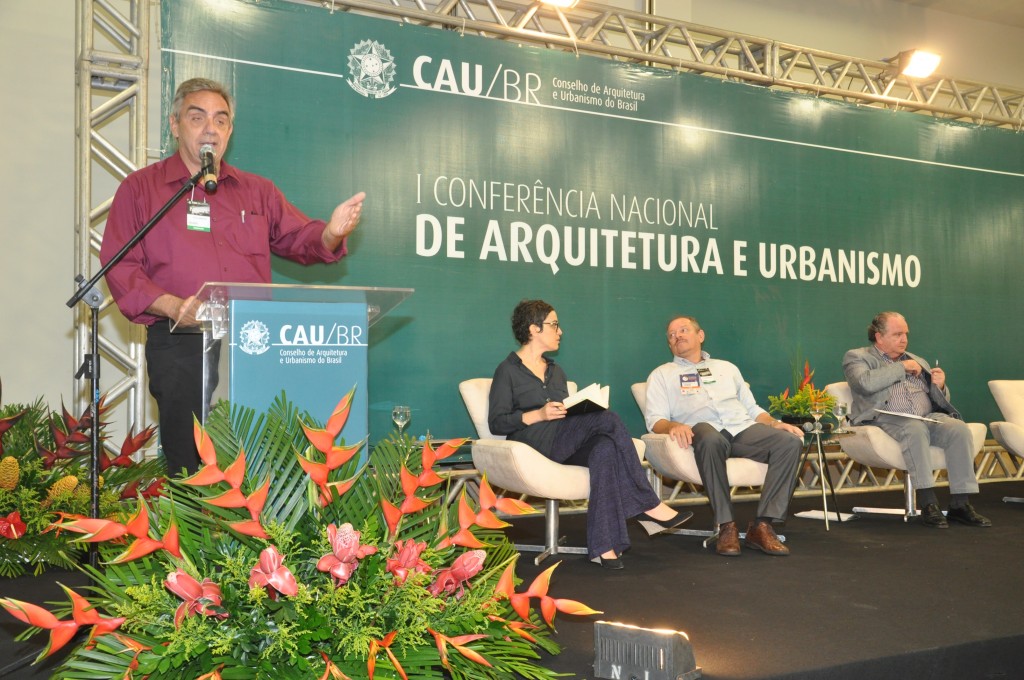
[488,352,570,455]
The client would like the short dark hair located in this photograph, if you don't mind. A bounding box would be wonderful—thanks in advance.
[868,311,903,343]
[511,299,554,345]
[171,78,235,122]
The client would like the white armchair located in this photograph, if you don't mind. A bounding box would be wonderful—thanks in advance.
[459,378,646,564]
[987,380,1024,503]
[824,382,987,518]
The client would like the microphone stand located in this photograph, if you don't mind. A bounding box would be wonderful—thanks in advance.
[66,164,209,568]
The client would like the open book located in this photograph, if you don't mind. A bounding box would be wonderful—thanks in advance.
[563,383,610,416]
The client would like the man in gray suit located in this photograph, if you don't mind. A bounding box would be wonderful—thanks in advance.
[843,311,991,528]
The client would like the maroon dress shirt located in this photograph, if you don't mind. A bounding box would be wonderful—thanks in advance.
[100,153,346,326]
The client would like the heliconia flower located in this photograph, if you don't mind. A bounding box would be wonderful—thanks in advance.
[380,498,403,536]
[110,633,150,674]
[49,514,129,543]
[435,492,489,549]
[0,584,125,662]
[316,523,377,588]
[302,388,356,454]
[499,561,602,627]
[118,477,165,501]
[386,540,431,585]
[368,631,407,680]
[249,545,298,599]
[427,628,491,669]
[487,614,540,643]
[0,408,27,457]
[397,465,432,514]
[220,477,271,538]
[429,549,486,598]
[800,360,815,389]
[0,510,27,539]
[319,651,353,680]
[164,569,228,628]
[102,424,157,470]
[415,438,467,487]
[195,666,224,680]
[37,423,90,468]
[101,498,181,564]
[297,454,360,507]
[478,475,534,521]
[181,420,227,487]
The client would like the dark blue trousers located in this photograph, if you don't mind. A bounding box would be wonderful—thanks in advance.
[551,411,660,558]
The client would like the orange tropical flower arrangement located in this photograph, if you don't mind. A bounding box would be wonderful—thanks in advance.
[1,388,599,678]
[0,382,165,577]
[767,360,836,419]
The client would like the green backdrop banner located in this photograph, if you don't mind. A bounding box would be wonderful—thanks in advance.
[163,0,1024,442]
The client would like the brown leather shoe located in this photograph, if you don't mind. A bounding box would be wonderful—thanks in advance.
[716,521,741,556]
[744,520,790,556]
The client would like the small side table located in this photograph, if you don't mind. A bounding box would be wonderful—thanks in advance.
[794,427,851,530]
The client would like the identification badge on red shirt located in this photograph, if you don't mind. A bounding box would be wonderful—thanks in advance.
[186,200,211,232]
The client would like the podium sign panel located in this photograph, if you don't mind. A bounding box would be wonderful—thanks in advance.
[230,300,369,443]
[191,283,412,446]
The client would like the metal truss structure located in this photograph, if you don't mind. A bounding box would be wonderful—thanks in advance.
[292,0,1024,129]
[73,0,151,444]
[73,0,1021,447]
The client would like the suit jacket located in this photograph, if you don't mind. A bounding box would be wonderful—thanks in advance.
[842,346,960,424]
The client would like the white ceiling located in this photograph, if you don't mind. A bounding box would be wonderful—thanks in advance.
[892,0,1024,29]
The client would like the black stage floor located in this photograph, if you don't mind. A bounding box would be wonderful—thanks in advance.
[512,480,1024,680]
[3,482,1023,679]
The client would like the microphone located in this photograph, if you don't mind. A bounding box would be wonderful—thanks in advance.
[199,144,217,192]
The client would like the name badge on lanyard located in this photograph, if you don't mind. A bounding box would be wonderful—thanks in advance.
[186,200,211,232]
[697,366,716,384]
[679,373,701,394]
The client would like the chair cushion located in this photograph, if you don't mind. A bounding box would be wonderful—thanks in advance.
[471,439,590,500]
[641,433,768,488]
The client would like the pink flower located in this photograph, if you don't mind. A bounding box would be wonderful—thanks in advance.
[0,511,27,540]
[249,546,298,599]
[429,549,486,598]
[316,523,377,588]
[164,569,227,628]
[386,540,431,586]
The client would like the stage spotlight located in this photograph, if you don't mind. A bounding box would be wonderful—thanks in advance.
[540,0,580,8]
[593,620,702,680]
[887,49,941,78]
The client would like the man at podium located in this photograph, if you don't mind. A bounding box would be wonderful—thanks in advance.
[99,77,365,475]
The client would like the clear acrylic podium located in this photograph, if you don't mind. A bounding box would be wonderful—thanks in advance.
[187,282,413,445]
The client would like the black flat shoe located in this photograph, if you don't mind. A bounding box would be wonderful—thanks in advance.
[590,555,624,570]
[637,509,695,536]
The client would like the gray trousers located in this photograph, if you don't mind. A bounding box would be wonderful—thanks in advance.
[872,412,979,495]
[691,422,802,525]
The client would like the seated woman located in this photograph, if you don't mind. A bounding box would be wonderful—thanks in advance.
[488,299,692,569]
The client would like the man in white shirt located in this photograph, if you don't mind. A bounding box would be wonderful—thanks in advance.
[644,316,803,556]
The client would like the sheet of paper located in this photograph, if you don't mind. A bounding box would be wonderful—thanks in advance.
[874,409,940,423]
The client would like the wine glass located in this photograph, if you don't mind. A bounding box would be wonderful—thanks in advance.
[832,401,849,434]
[809,400,826,434]
[391,405,411,436]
